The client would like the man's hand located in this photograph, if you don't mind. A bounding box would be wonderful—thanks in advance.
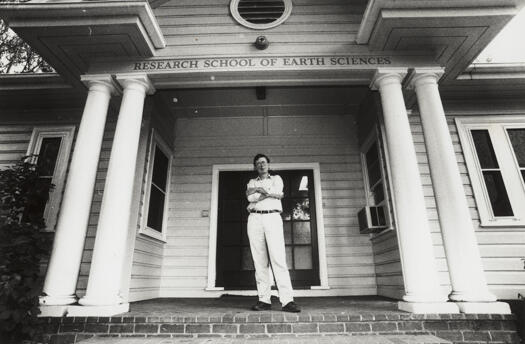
[246,187,262,196]
[257,194,269,201]
[267,193,283,200]
[256,187,269,195]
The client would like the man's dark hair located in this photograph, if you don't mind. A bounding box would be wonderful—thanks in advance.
[253,153,270,166]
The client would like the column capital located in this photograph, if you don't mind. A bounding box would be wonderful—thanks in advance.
[370,68,408,90]
[116,73,155,95]
[80,74,121,96]
[405,67,445,90]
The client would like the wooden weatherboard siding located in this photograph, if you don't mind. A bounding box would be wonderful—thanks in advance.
[0,125,34,169]
[153,0,368,57]
[128,104,176,302]
[371,231,403,300]
[159,87,377,297]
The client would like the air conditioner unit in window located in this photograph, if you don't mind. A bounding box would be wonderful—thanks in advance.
[358,206,387,234]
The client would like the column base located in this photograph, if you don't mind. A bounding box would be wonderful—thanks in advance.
[448,291,497,302]
[78,294,123,306]
[39,294,77,306]
[398,301,460,314]
[39,303,129,317]
[455,302,511,314]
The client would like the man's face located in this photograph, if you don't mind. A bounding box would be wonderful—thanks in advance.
[255,157,269,175]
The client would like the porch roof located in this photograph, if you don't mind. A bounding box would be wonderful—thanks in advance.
[2,0,525,89]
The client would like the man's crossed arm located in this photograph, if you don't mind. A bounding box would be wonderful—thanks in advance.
[246,187,283,202]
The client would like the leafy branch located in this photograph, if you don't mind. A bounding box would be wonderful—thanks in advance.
[0,0,54,74]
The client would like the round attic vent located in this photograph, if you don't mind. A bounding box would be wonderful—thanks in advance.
[230,0,292,30]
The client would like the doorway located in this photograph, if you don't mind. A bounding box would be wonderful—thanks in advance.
[215,169,320,290]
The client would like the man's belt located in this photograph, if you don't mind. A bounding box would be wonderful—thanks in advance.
[249,209,280,214]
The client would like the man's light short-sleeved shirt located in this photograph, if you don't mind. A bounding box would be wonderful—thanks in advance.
[246,174,284,212]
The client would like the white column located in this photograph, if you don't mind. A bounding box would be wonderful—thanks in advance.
[370,69,458,314]
[79,74,154,306]
[406,68,511,314]
[40,75,119,306]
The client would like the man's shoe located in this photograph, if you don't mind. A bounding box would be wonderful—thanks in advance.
[251,301,272,311]
[282,301,301,313]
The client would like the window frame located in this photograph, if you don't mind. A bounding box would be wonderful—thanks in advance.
[26,126,75,232]
[456,116,525,227]
[206,163,329,292]
[360,127,393,231]
[139,129,173,242]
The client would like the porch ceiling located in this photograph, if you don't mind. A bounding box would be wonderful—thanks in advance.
[156,86,370,118]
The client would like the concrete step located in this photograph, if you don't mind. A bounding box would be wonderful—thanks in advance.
[78,334,451,344]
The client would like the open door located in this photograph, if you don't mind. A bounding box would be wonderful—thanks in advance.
[216,169,320,290]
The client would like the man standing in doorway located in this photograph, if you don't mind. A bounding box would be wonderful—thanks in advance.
[246,153,300,313]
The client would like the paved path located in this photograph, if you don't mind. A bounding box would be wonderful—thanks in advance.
[79,334,450,344]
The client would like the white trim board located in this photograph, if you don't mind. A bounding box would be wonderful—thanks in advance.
[206,163,329,292]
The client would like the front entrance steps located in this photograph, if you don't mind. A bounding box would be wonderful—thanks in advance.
[39,296,520,344]
[79,334,451,344]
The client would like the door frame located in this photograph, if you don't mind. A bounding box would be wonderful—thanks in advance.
[206,163,329,292]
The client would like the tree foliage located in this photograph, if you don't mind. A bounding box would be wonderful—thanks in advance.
[0,157,53,344]
[0,0,54,74]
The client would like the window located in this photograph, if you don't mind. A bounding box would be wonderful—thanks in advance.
[360,128,392,229]
[140,130,172,241]
[456,117,525,227]
[230,0,293,30]
[26,126,75,231]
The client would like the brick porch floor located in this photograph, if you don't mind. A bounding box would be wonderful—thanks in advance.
[125,296,399,315]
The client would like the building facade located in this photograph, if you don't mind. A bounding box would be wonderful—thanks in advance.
[1,0,524,317]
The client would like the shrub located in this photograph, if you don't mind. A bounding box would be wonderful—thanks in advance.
[0,157,53,343]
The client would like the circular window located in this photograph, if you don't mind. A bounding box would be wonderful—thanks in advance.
[230,0,293,30]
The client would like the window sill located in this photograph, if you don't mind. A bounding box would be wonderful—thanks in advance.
[370,227,395,240]
[478,220,525,228]
[138,227,167,243]
[39,228,56,233]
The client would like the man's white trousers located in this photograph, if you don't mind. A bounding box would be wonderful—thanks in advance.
[247,212,294,306]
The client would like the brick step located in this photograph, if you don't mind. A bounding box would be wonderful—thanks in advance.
[79,334,452,344]
[39,312,520,344]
